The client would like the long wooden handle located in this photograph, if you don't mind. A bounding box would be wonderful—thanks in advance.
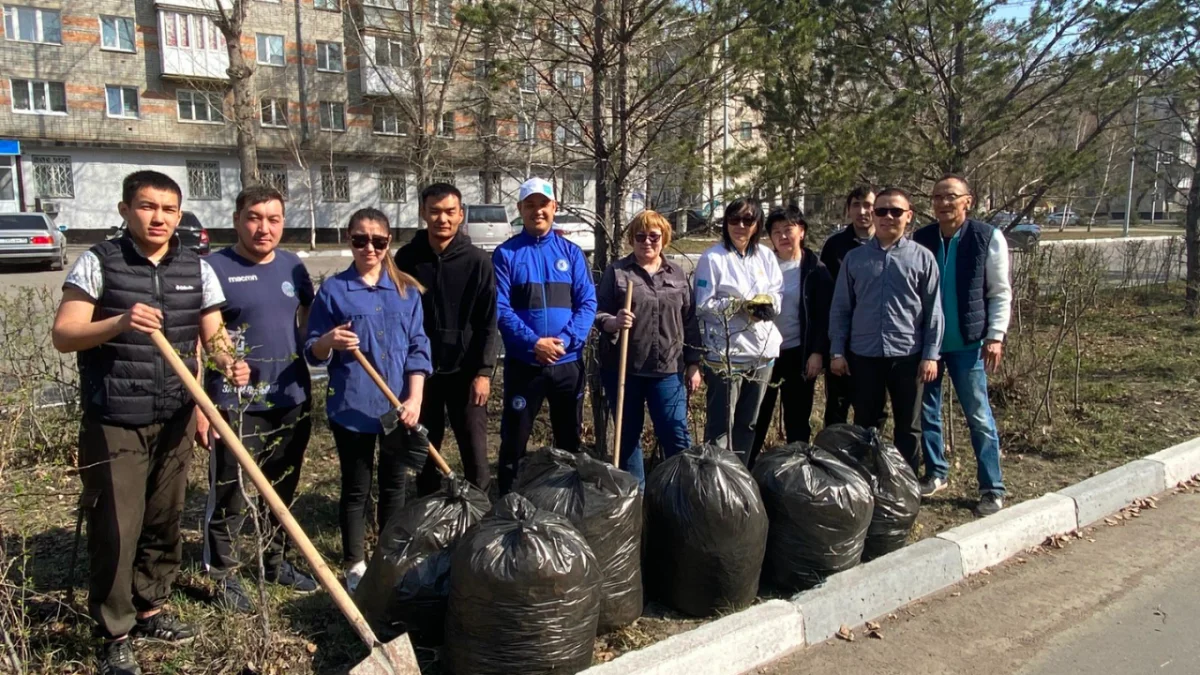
[350,348,454,477]
[613,282,635,466]
[149,331,381,650]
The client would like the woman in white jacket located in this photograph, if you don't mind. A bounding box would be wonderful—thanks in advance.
[694,198,784,465]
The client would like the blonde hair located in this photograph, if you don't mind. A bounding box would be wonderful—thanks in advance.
[348,208,425,298]
[625,210,673,250]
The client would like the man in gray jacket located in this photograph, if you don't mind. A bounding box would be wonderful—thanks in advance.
[829,187,943,471]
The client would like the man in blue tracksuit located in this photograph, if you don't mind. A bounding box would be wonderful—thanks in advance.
[494,177,597,493]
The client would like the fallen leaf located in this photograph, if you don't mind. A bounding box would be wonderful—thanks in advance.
[865,621,881,630]
[836,624,855,642]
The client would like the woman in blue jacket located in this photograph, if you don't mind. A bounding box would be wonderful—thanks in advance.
[305,208,432,592]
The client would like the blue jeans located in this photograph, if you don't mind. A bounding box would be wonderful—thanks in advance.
[601,371,693,489]
[920,347,1005,495]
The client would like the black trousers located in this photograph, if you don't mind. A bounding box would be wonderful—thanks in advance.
[202,403,311,578]
[849,353,924,472]
[330,422,409,565]
[751,346,817,466]
[824,371,855,426]
[78,407,196,639]
[416,371,491,496]
[498,358,584,494]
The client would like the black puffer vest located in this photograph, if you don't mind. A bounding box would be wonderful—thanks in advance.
[78,236,204,426]
[913,218,994,345]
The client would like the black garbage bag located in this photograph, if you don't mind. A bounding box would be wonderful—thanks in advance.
[751,442,874,591]
[514,447,643,632]
[354,475,490,644]
[443,493,602,675]
[815,424,921,560]
[643,443,768,617]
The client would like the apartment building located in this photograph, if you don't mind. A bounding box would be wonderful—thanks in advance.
[0,0,596,240]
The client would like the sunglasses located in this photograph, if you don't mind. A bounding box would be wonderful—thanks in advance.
[350,234,391,250]
[874,207,909,218]
[728,217,757,228]
[634,232,662,244]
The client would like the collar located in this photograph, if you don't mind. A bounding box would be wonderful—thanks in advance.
[615,253,674,275]
[344,264,396,292]
[871,235,910,252]
[121,232,179,264]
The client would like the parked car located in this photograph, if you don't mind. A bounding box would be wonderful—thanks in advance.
[1045,210,1079,227]
[0,212,69,270]
[1004,222,1042,252]
[989,210,1020,228]
[509,205,596,255]
[107,211,210,256]
[462,204,512,252]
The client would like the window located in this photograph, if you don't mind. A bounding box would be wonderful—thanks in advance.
[317,41,343,72]
[256,33,284,67]
[105,85,139,119]
[3,6,61,44]
[514,16,533,40]
[365,0,410,9]
[555,69,583,90]
[100,16,135,52]
[31,156,73,198]
[473,59,493,81]
[739,121,752,141]
[564,174,586,204]
[320,166,349,202]
[430,56,450,84]
[177,90,223,123]
[433,171,454,186]
[554,18,580,45]
[520,65,537,92]
[318,101,345,131]
[187,160,221,200]
[429,0,452,26]
[314,0,340,10]
[258,163,288,198]
[161,11,225,51]
[260,97,287,127]
[517,116,534,144]
[374,37,408,67]
[556,120,581,146]
[438,111,455,138]
[373,105,406,135]
[10,79,66,114]
[379,168,407,202]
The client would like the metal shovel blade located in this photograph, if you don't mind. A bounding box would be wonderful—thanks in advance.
[379,407,400,436]
[348,633,421,675]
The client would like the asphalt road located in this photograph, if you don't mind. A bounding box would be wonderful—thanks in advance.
[762,488,1200,675]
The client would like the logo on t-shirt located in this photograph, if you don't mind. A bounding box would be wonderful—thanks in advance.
[555,258,569,272]
[281,280,296,298]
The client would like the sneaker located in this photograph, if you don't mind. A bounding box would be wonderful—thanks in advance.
[919,476,948,497]
[267,561,319,594]
[97,639,142,675]
[345,560,367,593]
[131,610,196,643]
[215,575,254,614]
[975,493,1005,517]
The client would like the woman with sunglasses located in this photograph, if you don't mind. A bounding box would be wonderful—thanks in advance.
[305,208,431,591]
[693,198,783,466]
[595,210,701,488]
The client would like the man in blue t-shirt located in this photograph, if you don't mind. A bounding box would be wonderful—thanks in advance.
[201,186,318,612]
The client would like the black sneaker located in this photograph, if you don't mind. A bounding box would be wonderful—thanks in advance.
[216,575,254,614]
[919,476,948,497]
[266,560,319,594]
[97,638,142,675]
[975,493,1005,517]
[131,610,196,643]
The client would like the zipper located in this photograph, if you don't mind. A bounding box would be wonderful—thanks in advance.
[539,236,548,337]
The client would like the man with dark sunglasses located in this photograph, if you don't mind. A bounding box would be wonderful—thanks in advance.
[912,174,1011,516]
[829,187,943,472]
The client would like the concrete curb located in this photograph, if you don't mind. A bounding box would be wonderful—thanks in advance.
[1046,234,1178,246]
[579,600,804,675]
[1056,459,1167,526]
[1143,437,1200,487]
[936,493,1077,575]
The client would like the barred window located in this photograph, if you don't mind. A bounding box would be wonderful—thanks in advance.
[258,163,288,198]
[187,160,221,200]
[564,174,586,204]
[379,169,407,203]
[433,171,454,186]
[321,165,349,202]
[31,156,74,198]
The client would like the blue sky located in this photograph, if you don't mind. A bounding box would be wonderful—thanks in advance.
[991,1,1033,22]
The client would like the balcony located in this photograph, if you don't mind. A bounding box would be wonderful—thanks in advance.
[156,1,230,80]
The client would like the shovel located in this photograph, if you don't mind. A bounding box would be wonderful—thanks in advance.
[613,282,635,466]
[149,331,420,675]
[350,348,453,476]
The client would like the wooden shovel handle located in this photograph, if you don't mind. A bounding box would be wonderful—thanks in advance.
[350,348,454,477]
[149,331,382,650]
[614,282,635,466]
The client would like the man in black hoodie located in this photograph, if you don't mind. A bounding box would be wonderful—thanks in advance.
[395,183,499,494]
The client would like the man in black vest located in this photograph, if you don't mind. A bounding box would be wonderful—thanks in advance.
[52,171,248,675]
[819,186,875,425]
[912,174,1012,517]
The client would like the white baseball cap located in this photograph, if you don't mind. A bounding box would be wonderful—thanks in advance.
[518,177,556,203]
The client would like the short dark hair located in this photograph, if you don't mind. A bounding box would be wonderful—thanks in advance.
[236,184,285,214]
[420,182,462,208]
[844,185,876,210]
[122,170,182,206]
[766,206,807,233]
[936,173,971,194]
[721,197,765,254]
[875,187,912,207]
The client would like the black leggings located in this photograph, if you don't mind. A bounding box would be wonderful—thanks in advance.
[330,423,408,565]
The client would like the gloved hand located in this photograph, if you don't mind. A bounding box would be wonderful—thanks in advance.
[744,294,777,322]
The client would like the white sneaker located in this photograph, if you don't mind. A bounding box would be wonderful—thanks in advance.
[345,561,367,593]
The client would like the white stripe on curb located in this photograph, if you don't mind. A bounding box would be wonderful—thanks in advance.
[1143,437,1200,487]
[936,493,1077,575]
[579,600,804,675]
[1056,459,1167,526]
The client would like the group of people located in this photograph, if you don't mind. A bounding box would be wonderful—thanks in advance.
[51,168,1011,675]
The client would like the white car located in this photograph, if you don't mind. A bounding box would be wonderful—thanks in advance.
[0,212,69,270]
[463,204,512,252]
[510,207,595,254]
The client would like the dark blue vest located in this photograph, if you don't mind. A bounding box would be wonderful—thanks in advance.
[913,219,993,345]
